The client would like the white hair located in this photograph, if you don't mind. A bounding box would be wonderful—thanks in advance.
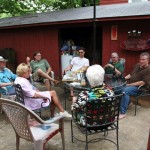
[86,65,105,87]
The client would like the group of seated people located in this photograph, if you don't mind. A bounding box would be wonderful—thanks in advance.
[64,48,150,120]
[0,52,71,118]
[0,47,150,120]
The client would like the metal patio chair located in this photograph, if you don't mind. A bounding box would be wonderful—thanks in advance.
[0,98,65,150]
[132,85,150,116]
[14,84,52,118]
[71,93,124,150]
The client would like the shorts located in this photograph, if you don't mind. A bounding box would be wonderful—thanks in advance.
[32,72,49,83]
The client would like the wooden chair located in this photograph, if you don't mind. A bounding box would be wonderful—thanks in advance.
[71,93,124,150]
[0,98,65,150]
[14,84,52,118]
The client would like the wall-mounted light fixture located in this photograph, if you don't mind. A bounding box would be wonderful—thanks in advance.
[128,30,142,38]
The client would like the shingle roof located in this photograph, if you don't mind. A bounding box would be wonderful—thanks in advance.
[0,2,150,28]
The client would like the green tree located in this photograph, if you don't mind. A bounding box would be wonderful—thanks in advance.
[0,0,100,18]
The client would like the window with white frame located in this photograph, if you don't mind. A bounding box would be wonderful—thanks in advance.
[128,0,148,3]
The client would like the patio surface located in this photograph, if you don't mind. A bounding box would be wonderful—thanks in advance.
[0,82,149,150]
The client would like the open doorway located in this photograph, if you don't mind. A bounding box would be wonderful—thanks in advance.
[59,26,102,65]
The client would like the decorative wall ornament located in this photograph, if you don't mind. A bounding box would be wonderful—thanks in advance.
[120,31,150,51]
[111,25,117,40]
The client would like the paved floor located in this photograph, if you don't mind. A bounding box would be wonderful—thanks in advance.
[0,83,150,150]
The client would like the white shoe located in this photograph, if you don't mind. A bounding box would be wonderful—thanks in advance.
[60,111,72,118]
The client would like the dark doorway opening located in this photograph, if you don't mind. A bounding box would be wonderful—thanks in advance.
[59,26,102,65]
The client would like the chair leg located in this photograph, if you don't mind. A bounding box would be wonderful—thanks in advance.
[64,87,67,110]
[59,119,65,150]
[34,141,43,150]
[71,120,74,143]
[116,125,119,150]
[61,126,65,150]
[135,97,138,116]
[16,134,20,150]
[85,127,88,150]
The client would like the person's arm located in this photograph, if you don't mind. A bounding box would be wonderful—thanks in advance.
[33,92,44,98]
[64,64,73,73]
[26,56,33,72]
[0,82,14,87]
[26,56,30,66]
[46,67,52,75]
[125,74,131,80]
[44,59,52,75]
[127,81,145,87]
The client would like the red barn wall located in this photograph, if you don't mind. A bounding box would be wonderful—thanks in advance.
[0,26,60,78]
[102,19,150,75]
[100,0,128,5]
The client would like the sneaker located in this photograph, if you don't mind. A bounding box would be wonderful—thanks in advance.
[119,114,127,120]
[60,111,72,118]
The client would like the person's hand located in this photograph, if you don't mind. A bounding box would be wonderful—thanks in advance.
[105,64,113,68]
[26,57,30,63]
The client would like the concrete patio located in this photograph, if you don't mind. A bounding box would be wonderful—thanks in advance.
[0,83,149,150]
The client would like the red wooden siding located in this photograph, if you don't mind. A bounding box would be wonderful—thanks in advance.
[102,20,150,75]
[0,26,60,78]
[100,0,128,5]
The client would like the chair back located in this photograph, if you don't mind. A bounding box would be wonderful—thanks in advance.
[14,84,25,104]
[0,98,37,141]
[119,58,126,68]
[73,93,123,128]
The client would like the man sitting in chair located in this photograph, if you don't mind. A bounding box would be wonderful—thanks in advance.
[26,51,59,91]
[0,56,17,96]
[72,65,114,126]
[119,52,150,119]
[64,47,89,98]
[104,52,125,77]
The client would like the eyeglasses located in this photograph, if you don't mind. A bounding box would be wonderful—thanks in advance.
[79,52,84,54]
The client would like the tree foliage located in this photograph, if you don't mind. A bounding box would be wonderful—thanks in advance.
[0,0,100,18]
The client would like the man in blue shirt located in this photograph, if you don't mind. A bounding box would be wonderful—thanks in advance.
[0,56,17,95]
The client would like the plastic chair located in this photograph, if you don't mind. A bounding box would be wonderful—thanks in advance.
[71,93,124,150]
[0,98,65,150]
[14,84,52,118]
[132,85,150,116]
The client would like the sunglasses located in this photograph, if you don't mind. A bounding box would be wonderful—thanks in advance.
[79,52,84,54]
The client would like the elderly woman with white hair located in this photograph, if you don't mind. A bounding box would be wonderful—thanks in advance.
[72,65,114,125]
[14,63,71,118]
[104,52,124,76]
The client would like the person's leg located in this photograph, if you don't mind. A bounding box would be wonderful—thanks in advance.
[44,79,51,91]
[50,90,71,118]
[50,90,64,112]
[119,86,139,119]
[36,69,59,85]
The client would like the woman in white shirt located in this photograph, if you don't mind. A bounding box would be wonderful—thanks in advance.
[15,63,71,118]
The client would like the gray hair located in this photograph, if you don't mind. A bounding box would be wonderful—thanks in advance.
[86,65,105,87]
[111,52,119,58]
[140,52,150,59]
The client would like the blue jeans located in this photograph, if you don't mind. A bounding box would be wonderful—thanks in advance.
[120,86,139,114]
